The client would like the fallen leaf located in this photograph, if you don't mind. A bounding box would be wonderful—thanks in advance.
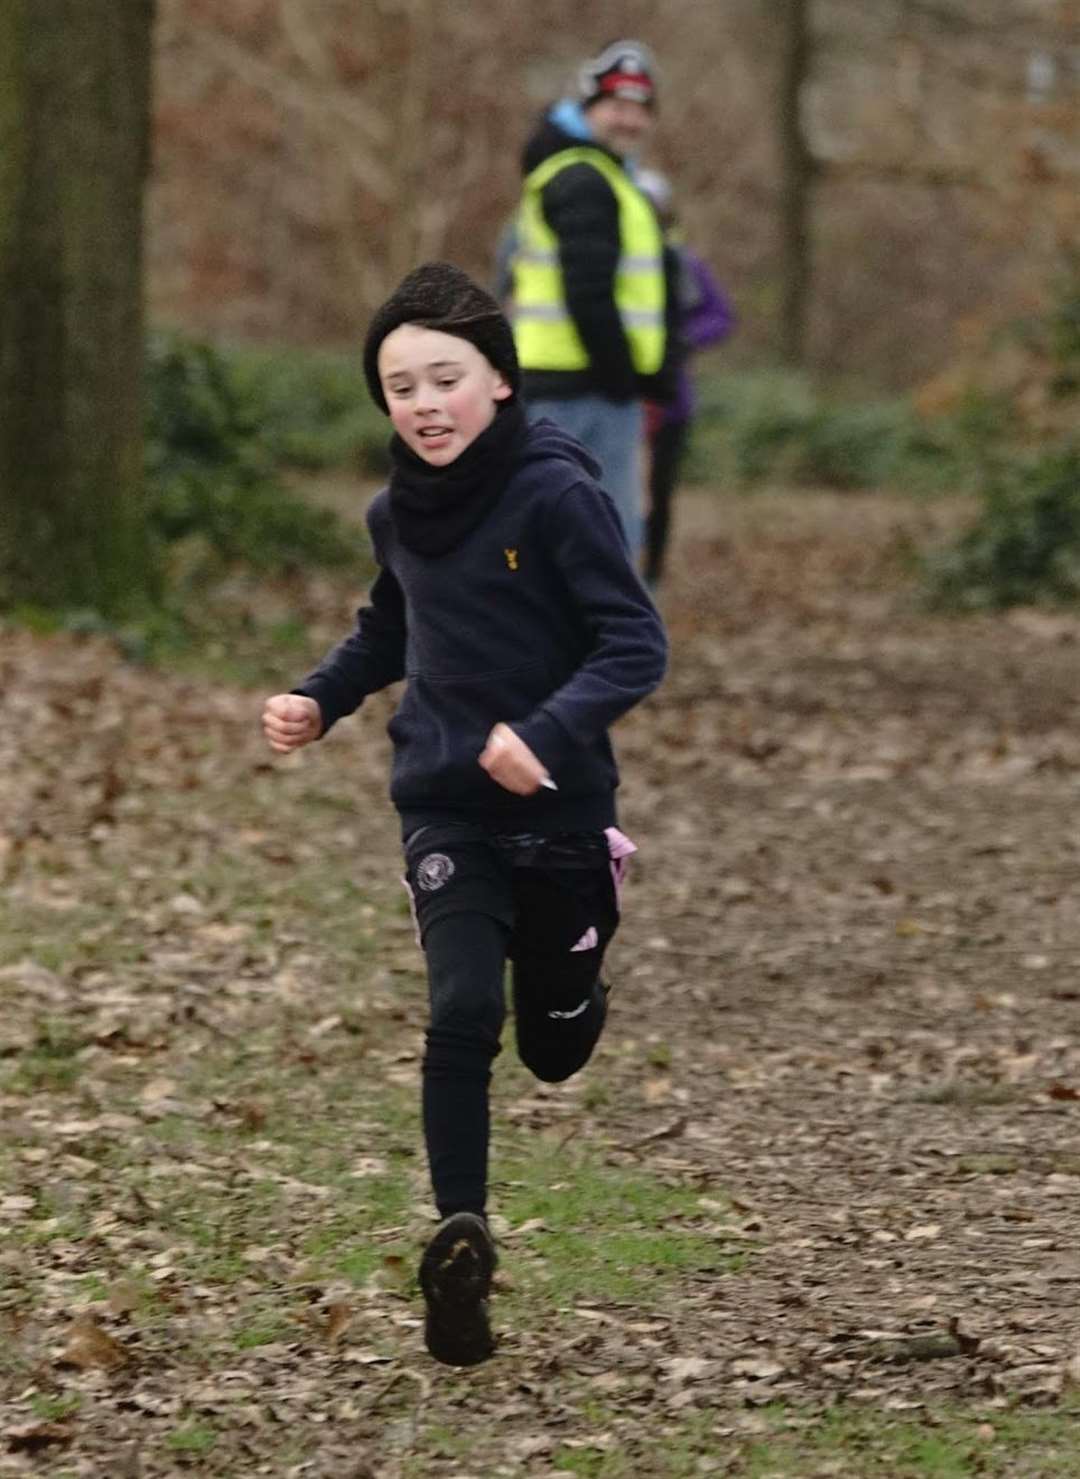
[513,1435,554,1458]
[990,1363,1063,1402]
[731,1356,785,1381]
[107,1280,143,1316]
[904,1223,942,1242]
[1048,1082,1080,1101]
[0,1195,36,1216]
[508,1217,547,1237]
[58,1317,127,1370]
[237,1102,267,1131]
[5,1422,74,1453]
[140,1077,177,1102]
[325,1302,353,1345]
[625,1116,689,1150]
[662,1355,713,1382]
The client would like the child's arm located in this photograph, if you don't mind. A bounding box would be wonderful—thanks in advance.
[507,484,668,779]
[271,563,407,744]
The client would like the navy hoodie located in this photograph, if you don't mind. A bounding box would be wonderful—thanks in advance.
[293,417,668,836]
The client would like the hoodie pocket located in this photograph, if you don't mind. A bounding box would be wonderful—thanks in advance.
[388,661,554,800]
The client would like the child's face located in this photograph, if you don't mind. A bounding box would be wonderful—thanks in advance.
[378,324,512,467]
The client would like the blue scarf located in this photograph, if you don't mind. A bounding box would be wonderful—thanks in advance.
[547,99,642,178]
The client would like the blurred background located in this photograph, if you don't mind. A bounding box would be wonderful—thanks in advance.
[2,0,1079,627]
[148,0,1079,383]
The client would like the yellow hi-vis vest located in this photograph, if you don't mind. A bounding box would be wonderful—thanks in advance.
[512,147,665,376]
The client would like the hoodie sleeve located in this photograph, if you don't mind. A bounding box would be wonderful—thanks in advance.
[291,504,407,735]
[541,164,638,401]
[508,480,667,770]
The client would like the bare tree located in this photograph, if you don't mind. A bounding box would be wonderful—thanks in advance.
[0,0,156,615]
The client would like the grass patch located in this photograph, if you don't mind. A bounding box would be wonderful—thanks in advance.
[554,1450,624,1476]
[191,853,386,968]
[233,1318,293,1350]
[913,1081,1019,1107]
[494,1138,743,1309]
[164,1420,218,1455]
[30,1393,81,1421]
[5,1046,84,1095]
[952,1153,1021,1175]
[737,1400,1080,1477]
[0,896,109,973]
[523,1399,1080,1478]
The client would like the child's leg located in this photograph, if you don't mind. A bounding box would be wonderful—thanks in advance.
[509,844,621,1084]
[404,826,512,1368]
[644,416,689,587]
[421,910,507,1217]
[403,825,514,1220]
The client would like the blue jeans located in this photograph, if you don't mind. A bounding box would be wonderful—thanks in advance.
[527,396,644,563]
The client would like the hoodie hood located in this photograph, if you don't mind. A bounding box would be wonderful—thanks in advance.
[519,414,603,481]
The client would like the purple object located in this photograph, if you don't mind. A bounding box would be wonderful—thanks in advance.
[661,246,736,427]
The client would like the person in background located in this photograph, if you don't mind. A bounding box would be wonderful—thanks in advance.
[509,40,669,564]
[636,168,736,590]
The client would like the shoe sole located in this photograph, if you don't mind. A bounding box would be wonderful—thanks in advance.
[419,1213,496,1367]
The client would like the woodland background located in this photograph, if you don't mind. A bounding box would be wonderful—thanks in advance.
[149,0,1080,386]
[7,6,1080,1475]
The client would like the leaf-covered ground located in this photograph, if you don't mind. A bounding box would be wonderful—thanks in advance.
[5,488,1080,1476]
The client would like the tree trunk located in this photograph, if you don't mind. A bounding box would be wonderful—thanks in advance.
[777,0,814,365]
[0,0,155,616]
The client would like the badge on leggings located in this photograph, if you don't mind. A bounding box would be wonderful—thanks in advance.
[417,853,455,892]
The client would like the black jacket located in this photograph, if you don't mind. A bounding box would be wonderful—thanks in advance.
[294,418,668,837]
[518,113,676,405]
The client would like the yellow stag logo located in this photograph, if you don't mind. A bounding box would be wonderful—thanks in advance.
[504,548,519,571]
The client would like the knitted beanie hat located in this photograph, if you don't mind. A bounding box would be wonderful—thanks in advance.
[579,39,657,111]
[363,261,521,415]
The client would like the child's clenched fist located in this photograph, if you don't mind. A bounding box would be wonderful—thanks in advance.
[262,693,322,754]
[478,722,550,795]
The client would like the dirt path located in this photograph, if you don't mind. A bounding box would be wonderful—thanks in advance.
[612,491,1080,1415]
[5,487,1080,1473]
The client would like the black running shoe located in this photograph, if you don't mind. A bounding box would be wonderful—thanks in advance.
[418,1212,496,1367]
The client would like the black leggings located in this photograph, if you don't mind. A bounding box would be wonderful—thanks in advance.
[645,417,690,587]
[404,825,619,1218]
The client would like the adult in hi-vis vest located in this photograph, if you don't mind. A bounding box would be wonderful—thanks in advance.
[510,41,670,565]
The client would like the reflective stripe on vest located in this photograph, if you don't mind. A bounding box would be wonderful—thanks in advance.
[512,147,665,376]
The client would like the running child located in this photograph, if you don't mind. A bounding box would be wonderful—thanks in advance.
[262,261,667,1367]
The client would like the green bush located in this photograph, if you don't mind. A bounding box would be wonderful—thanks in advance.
[923,443,1080,609]
[919,260,1080,609]
[787,403,913,489]
[683,369,967,493]
[222,344,388,475]
[145,332,360,574]
[1007,249,1080,405]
